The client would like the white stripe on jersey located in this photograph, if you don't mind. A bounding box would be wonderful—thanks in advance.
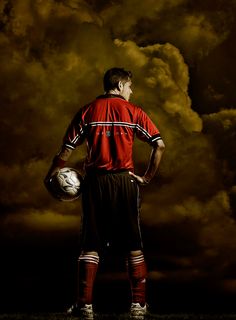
[89,121,136,129]
[87,121,153,140]
[64,143,76,150]
[151,136,162,142]
[136,124,151,139]
[71,134,79,144]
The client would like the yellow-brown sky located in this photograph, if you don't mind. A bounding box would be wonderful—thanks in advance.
[1,0,236,312]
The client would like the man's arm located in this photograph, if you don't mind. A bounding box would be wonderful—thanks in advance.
[129,139,165,185]
[44,146,73,186]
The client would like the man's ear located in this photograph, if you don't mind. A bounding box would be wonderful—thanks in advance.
[118,81,123,91]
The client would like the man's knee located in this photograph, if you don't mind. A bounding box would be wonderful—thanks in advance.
[129,250,143,257]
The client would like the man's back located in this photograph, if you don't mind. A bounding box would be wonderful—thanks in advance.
[64,94,161,172]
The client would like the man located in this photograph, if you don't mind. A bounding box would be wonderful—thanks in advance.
[45,68,165,319]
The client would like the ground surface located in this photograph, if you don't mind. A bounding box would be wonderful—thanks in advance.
[1,314,236,320]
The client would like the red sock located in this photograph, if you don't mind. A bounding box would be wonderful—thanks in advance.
[77,254,99,305]
[127,253,147,306]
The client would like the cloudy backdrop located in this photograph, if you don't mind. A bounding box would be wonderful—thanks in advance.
[0,0,236,314]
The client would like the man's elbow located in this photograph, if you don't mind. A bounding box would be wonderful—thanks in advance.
[159,139,165,151]
[154,139,165,152]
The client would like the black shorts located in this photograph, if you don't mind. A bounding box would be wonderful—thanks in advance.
[81,170,143,253]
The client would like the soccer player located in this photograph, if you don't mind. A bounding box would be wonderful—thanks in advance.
[45,68,165,319]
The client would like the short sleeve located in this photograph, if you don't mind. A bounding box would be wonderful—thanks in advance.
[136,108,162,145]
[63,109,86,150]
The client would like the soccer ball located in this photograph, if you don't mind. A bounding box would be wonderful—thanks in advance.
[49,167,83,201]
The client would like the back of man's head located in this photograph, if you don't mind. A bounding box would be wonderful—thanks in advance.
[103,68,132,92]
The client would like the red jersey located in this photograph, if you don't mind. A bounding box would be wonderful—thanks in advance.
[63,94,162,172]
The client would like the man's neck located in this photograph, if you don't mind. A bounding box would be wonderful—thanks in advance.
[108,89,120,95]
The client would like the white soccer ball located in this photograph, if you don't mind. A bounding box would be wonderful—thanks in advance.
[49,167,83,201]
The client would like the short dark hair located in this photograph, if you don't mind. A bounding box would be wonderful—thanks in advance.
[103,67,132,92]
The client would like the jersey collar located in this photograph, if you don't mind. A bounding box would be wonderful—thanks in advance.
[96,93,126,100]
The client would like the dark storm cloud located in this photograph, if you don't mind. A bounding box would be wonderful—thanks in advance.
[203,110,236,169]
[100,0,234,62]
[100,0,236,115]
[190,33,236,114]
[0,0,107,226]
[1,0,236,288]
[203,110,236,207]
